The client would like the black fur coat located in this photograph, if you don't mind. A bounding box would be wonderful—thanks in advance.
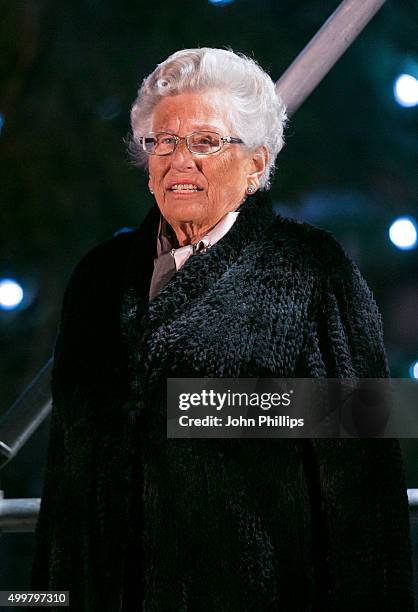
[31,192,413,611]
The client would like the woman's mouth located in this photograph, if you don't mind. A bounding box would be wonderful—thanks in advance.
[168,183,204,192]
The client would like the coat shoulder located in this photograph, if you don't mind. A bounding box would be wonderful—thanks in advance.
[266,214,357,278]
[67,204,159,294]
[55,229,144,331]
[70,229,140,285]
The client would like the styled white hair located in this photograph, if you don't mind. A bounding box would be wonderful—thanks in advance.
[129,48,287,191]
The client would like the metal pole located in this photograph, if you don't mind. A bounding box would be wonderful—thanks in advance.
[0,491,40,533]
[276,0,387,117]
[0,357,53,468]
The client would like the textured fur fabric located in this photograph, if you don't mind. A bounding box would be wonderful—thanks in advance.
[31,192,413,611]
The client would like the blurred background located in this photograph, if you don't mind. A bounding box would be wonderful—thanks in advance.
[0,0,417,597]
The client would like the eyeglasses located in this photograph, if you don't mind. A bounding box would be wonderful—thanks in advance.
[138,131,244,156]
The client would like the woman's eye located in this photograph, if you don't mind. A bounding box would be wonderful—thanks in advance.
[160,137,175,144]
[196,137,213,146]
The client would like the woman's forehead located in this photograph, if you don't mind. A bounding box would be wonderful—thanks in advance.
[150,90,233,133]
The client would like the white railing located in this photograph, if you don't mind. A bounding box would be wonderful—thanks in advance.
[2,488,417,534]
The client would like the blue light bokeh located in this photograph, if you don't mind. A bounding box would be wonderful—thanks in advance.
[0,278,24,311]
[388,216,418,251]
[208,0,235,6]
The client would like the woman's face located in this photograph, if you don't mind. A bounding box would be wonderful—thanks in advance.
[147,90,266,233]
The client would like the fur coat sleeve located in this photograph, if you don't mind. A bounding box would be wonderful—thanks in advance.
[294,236,413,608]
[31,232,142,610]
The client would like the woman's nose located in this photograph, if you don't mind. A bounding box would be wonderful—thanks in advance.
[170,139,197,170]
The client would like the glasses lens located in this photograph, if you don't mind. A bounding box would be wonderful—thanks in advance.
[142,133,177,155]
[188,132,221,154]
[155,133,177,155]
[142,136,157,154]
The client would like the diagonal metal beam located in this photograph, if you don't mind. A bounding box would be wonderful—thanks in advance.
[0,358,53,468]
[276,0,387,117]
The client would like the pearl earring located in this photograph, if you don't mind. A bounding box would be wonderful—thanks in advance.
[150,189,154,195]
[247,185,255,194]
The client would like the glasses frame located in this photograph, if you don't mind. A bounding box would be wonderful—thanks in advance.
[139,131,244,156]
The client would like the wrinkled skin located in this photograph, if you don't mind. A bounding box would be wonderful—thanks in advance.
[147,90,268,246]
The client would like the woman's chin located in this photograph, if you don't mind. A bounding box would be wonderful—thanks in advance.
[164,194,206,217]
[166,190,205,200]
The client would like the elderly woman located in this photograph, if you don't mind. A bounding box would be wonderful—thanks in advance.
[31,48,413,611]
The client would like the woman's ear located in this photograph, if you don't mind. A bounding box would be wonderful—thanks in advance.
[247,146,269,191]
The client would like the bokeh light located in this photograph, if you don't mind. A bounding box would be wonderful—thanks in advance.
[388,216,417,250]
[208,0,235,5]
[0,278,24,311]
[409,360,418,380]
[393,74,418,107]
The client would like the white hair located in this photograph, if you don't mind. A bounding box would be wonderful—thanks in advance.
[129,48,287,190]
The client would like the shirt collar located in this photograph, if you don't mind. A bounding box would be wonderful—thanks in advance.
[156,211,240,270]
